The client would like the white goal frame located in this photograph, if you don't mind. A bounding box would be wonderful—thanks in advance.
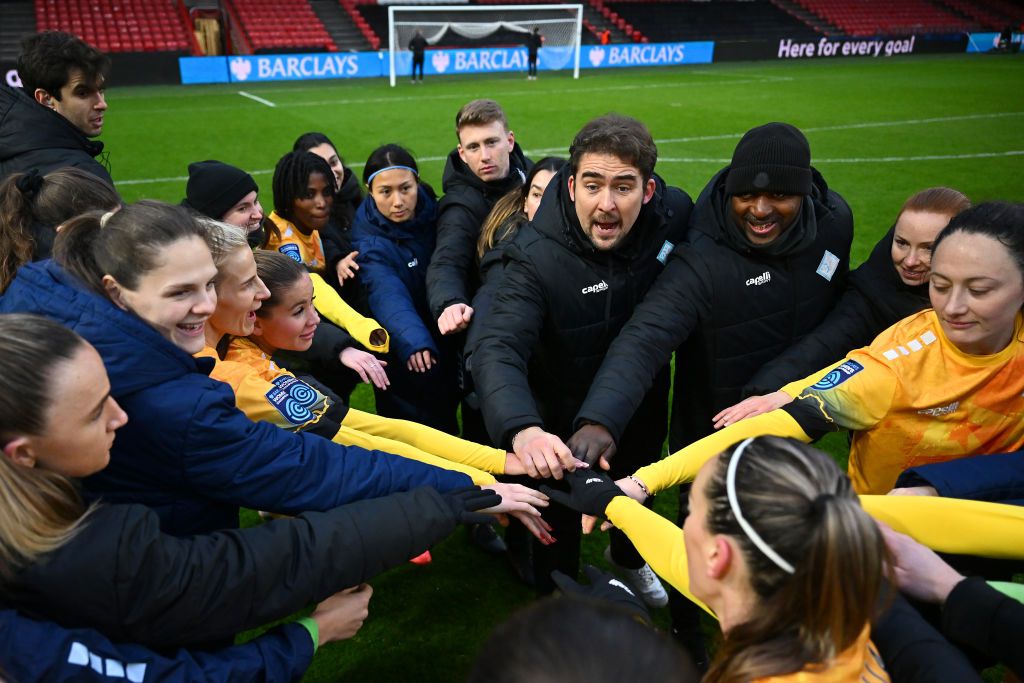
[388,4,584,87]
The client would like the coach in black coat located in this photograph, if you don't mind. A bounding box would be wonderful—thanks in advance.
[0,84,113,186]
[744,225,930,395]
[472,115,692,594]
[571,122,853,455]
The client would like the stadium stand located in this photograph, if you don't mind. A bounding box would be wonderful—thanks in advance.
[937,0,1024,31]
[33,0,191,53]
[606,0,817,43]
[792,0,967,37]
[226,0,336,52]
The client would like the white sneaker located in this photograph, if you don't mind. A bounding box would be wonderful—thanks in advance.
[604,546,668,608]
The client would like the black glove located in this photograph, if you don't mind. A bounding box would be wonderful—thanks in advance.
[441,486,502,525]
[551,564,651,624]
[566,423,617,469]
[539,469,622,516]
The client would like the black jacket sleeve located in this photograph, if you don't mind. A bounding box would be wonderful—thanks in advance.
[427,203,480,318]
[13,488,459,648]
[573,249,712,443]
[894,451,1024,504]
[743,283,878,395]
[872,589,982,683]
[942,576,1024,677]
[471,250,548,447]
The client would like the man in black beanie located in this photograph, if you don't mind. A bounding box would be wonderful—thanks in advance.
[182,160,265,246]
[561,121,853,666]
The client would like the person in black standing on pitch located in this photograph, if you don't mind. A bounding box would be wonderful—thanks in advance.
[409,29,427,84]
[472,114,692,603]
[526,27,543,80]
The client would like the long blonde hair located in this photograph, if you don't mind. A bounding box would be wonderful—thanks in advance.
[0,314,97,582]
[702,437,885,683]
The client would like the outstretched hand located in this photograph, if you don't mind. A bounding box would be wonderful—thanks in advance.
[567,423,617,470]
[482,482,555,545]
[712,391,792,429]
[339,347,389,390]
[551,564,651,624]
[513,426,583,480]
[437,303,473,335]
[540,469,623,517]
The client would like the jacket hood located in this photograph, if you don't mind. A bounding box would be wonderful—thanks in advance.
[441,142,530,203]
[530,166,668,263]
[694,166,832,258]
[0,260,209,395]
[0,85,105,164]
[354,185,437,243]
[337,167,363,205]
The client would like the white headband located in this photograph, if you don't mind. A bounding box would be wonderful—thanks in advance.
[726,437,796,575]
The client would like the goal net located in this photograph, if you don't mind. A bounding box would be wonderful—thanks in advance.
[388,4,583,86]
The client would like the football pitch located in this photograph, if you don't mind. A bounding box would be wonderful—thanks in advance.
[108,53,1021,680]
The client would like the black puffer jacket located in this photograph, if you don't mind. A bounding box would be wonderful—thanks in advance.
[575,166,853,449]
[744,225,929,394]
[472,167,692,448]
[426,143,531,319]
[4,487,463,649]
[0,84,114,187]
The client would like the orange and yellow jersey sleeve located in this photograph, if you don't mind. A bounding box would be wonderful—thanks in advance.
[224,339,498,484]
[788,310,1024,494]
[206,341,333,432]
[309,273,390,353]
[266,211,327,273]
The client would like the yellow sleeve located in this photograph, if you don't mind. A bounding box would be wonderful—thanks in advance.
[309,273,390,353]
[779,358,846,398]
[333,424,496,485]
[861,496,1024,560]
[342,408,507,475]
[605,497,714,617]
[633,410,810,495]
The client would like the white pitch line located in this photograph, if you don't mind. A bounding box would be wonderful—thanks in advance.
[655,150,1024,164]
[523,111,1024,156]
[237,91,277,107]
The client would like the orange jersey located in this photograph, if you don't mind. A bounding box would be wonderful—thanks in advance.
[196,344,332,432]
[755,628,888,682]
[267,211,327,273]
[792,309,1024,494]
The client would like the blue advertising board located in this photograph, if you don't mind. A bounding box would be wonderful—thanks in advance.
[966,32,1022,53]
[179,40,714,84]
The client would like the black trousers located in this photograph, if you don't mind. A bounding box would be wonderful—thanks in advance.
[528,55,538,76]
[412,56,424,80]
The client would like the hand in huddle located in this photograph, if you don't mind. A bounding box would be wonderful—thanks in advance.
[567,423,617,471]
[437,303,473,335]
[340,347,389,389]
[712,391,793,429]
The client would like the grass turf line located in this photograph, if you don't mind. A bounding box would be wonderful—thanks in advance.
[109,53,1022,680]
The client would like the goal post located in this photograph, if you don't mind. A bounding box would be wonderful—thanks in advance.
[388,4,583,86]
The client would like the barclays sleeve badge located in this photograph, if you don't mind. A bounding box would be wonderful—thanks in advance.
[816,250,840,281]
[810,360,864,390]
[279,243,302,263]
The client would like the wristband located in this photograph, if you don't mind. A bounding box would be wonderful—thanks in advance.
[628,475,651,498]
[297,617,319,652]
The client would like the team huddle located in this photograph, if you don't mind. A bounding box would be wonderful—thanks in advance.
[1,30,1023,683]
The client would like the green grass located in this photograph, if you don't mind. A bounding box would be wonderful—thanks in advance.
[107,54,1024,680]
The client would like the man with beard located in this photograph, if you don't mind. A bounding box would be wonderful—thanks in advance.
[564,122,853,665]
[0,31,113,185]
[472,114,692,603]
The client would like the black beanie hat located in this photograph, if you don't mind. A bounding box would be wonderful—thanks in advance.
[183,160,258,220]
[724,123,812,197]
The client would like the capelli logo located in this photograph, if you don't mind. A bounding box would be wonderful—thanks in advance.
[5,69,21,88]
[745,271,771,286]
[581,280,609,294]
